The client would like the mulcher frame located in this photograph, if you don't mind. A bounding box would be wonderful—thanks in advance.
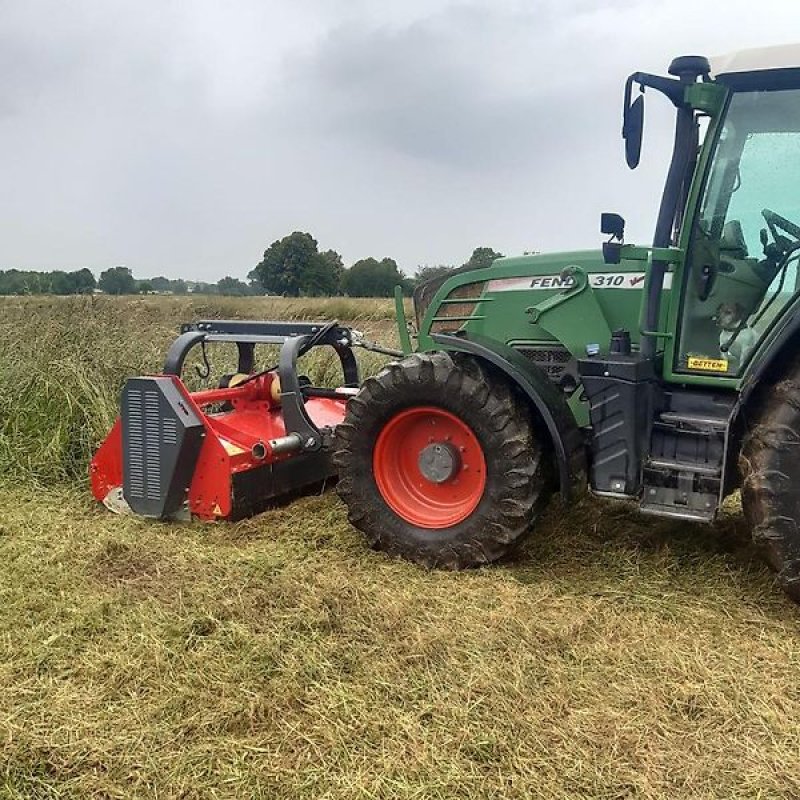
[91,319,358,521]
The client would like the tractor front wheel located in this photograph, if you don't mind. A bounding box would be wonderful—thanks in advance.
[334,351,551,568]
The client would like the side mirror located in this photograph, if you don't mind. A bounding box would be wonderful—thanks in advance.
[601,212,625,265]
[601,212,625,239]
[623,80,644,170]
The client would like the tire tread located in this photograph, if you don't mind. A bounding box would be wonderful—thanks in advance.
[334,351,551,569]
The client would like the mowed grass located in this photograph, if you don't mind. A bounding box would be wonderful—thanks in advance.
[1,296,800,799]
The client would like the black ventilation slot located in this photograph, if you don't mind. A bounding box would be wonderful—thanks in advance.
[121,377,205,519]
[515,345,577,393]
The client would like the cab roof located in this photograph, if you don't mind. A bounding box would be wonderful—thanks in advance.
[711,43,800,90]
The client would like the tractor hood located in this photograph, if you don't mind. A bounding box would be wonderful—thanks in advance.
[414,247,661,358]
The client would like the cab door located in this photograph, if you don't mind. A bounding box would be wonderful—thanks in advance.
[673,88,800,380]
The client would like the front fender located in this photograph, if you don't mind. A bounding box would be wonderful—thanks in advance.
[431,332,587,499]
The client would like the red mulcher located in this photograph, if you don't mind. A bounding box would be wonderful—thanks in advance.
[90,319,362,521]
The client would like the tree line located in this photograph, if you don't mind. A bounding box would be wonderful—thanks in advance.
[0,268,97,295]
[0,267,222,297]
[0,232,504,297]
[248,232,502,297]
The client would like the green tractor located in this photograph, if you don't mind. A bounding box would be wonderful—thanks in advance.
[335,44,800,601]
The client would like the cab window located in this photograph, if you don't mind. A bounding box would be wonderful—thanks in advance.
[677,89,800,375]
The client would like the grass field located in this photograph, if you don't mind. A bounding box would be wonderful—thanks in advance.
[1,296,800,799]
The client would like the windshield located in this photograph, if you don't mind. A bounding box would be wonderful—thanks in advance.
[698,92,800,252]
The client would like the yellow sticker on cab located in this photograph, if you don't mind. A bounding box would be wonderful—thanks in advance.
[687,356,729,372]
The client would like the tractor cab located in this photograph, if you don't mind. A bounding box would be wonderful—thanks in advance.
[617,45,800,383]
[574,44,800,521]
[673,72,800,377]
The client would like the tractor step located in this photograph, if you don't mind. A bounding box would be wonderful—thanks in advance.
[640,464,720,522]
[646,457,721,477]
[638,500,716,523]
[639,389,734,523]
[656,411,728,430]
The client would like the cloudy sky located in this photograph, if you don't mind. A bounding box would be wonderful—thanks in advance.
[2,0,799,280]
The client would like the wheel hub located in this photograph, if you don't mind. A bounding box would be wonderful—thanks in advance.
[372,405,487,529]
[418,442,461,484]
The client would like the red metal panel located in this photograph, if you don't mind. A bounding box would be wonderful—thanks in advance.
[90,419,123,502]
[90,373,349,520]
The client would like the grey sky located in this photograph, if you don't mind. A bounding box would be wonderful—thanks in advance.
[2,0,799,280]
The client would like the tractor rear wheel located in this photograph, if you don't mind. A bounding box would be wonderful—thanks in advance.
[334,351,551,568]
[740,363,800,602]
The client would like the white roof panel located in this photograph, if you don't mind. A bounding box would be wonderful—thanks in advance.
[711,43,800,76]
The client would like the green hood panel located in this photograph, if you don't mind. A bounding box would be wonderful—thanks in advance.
[416,249,667,356]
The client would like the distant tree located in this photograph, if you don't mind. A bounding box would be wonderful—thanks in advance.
[341,257,407,297]
[137,280,154,294]
[407,249,502,292]
[150,276,172,293]
[189,281,218,295]
[320,249,345,290]
[147,276,192,294]
[302,253,341,297]
[462,247,503,271]
[49,270,73,295]
[70,268,96,294]
[27,270,47,293]
[217,276,250,296]
[0,269,42,294]
[252,232,340,297]
[44,268,97,294]
[98,266,136,295]
[0,268,96,295]
[414,264,455,284]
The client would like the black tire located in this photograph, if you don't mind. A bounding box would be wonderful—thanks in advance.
[334,351,552,568]
[740,365,800,601]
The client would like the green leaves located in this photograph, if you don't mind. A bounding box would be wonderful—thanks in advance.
[251,232,342,297]
[341,257,408,297]
[0,267,97,295]
[98,266,136,295]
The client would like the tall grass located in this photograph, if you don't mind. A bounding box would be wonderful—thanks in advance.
[2,295,800,799]
[0,295,397,483]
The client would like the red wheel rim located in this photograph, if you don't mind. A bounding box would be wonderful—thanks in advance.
[373,406,487,529]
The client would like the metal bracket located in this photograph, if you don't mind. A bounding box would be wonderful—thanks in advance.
[278,335,325,451]
[394,286,414,355]
[526,265,612,358]
[526,265,587,324]
[161,319,361,454]
[618,245,683,263]
[163,320,359,386]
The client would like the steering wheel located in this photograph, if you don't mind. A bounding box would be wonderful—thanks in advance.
[762,208,800,256]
